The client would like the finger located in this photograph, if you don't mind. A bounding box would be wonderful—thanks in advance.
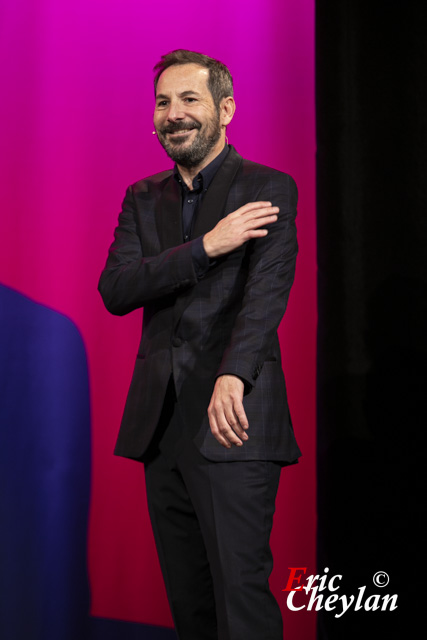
[237,201,273,214]
[245,229,269,239]
[237,207,279,222]
[233,400,249,433]
[231,202,275,218]
[208,411,232,449]
[223,407,246,443]
[248,206,279,218]
[223,404,248,440]
[243,213,278,230]
[218,410,244,446]
[210,396,244,446]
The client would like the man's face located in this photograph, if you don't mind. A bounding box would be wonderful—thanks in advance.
[153,63,222,168]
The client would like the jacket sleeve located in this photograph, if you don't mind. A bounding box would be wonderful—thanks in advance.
[98,186,199,315]
[216,172,298,388]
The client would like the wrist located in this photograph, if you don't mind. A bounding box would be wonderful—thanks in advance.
[202,232,215,258]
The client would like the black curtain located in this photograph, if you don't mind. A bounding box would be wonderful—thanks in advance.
[316,2,426,638]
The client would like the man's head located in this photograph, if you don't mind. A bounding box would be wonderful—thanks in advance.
[153,50,235,169]
[154,50,234,113]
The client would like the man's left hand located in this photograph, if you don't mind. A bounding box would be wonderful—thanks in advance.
[207,375,249,448]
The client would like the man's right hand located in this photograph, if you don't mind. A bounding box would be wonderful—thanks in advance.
[203,201,279,259]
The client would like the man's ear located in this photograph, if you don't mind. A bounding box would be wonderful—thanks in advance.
[220,96,236,127]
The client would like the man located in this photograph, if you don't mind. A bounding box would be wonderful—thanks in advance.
[99,49,301,640]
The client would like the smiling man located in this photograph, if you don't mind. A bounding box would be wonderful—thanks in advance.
[99,49,301,640]
[154,64,224,169]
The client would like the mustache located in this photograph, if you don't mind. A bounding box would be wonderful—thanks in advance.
[160,121,201,135]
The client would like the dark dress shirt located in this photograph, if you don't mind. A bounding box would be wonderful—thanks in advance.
[174,144,230,278]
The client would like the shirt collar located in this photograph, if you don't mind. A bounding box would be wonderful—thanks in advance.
[174,144,230,192]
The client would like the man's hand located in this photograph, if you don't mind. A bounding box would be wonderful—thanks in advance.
[207,375,249,448]
[203,201,279,259]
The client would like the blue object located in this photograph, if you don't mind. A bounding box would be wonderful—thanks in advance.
[0,285,91,640]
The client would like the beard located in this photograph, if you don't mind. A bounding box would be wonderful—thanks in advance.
[157,113,222,168]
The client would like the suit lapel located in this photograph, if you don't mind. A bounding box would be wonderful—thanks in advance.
[156,147,243,251]
[192,146,243,238]
[156,173,183,250]
[171,147,243,332]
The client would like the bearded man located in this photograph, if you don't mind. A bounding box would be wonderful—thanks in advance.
[99,49,301,640]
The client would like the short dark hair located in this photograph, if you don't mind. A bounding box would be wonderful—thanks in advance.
[153,49,234,110]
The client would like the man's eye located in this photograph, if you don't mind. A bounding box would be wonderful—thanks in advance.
[184,98,196,103]
[157,101,168,107]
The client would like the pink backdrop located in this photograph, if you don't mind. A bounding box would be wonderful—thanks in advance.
[0,1,316,637]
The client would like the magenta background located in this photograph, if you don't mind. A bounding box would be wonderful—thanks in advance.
[0,1,316,637]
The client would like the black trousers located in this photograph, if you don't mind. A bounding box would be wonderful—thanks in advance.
[144,380,283,640]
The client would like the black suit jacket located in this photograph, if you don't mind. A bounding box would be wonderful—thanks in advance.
[99,146,301,464]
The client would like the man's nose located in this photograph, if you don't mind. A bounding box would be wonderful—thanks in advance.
[166,101,185,121]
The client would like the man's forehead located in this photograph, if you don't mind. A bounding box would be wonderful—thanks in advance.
[156,63,210,96]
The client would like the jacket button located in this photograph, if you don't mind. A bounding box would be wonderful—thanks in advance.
[171,337,183,347]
